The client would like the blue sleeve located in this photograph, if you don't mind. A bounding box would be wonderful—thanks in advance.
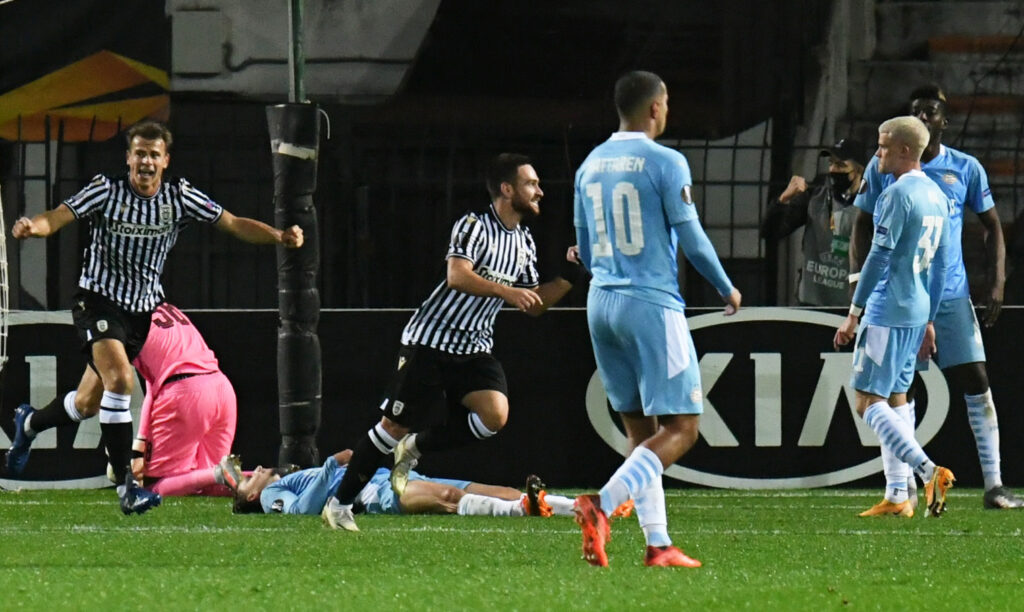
[927,218,952,319]
[659,151,699,226]
[575,225,592,271]
[928,243,948,320]
[854,157,884,214]
[673,219,733,296]
[262,457,338,515]
[872,191,907,249]
[260,482,298,514]
[965,158,995,214]
[851,245,891,307]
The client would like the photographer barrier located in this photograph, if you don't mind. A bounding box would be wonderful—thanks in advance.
[2,307,1021,489]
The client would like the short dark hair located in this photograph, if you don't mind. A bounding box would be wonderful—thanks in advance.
[126,120,173,150]
[232,493,264,514]
[908,83,947,105]
[614,71,665,119]
[486,153,532,200]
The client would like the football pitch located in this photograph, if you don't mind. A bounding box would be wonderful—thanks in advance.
[1,488,1021,610]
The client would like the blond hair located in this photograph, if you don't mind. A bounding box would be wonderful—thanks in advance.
[878,116,930,160]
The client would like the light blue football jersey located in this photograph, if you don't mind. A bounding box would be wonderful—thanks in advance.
[573,132,699,311]
[863,170,951,327]
[855,144,994,300]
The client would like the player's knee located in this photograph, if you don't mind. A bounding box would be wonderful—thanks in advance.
[473,406,507,432]
[440,486,463,505]
[101,364,135,394]
[73,386,102,418]
[662,415,699,447]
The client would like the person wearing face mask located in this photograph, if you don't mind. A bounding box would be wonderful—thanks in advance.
[760,138,867,306]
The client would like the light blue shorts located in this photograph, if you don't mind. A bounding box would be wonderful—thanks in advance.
[358,469,471,515]
[587,286,703,416]
[851,324,925,397]
[917,297,986,370]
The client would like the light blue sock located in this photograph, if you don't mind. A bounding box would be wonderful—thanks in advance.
[634,479,671,547]
[598,446,663,515]
[863,401,934,482]
[965,390,1002,490]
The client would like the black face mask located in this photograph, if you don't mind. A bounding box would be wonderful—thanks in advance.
[829,172,853,200]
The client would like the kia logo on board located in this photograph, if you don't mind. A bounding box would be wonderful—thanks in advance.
[0,312,144,490]
[585,308,950,489]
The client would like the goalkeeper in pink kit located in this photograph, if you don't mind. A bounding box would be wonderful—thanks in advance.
[131,302,242,496]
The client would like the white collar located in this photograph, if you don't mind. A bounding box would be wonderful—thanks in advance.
[609,132,649,141]
[897,169,927,182]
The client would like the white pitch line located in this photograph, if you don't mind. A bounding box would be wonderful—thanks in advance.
[0,523,1019,538]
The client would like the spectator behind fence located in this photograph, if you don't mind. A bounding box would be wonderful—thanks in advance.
[760,139,867,305]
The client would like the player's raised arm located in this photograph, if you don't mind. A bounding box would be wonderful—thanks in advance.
[11,204,76,239]
[214,209,303,247]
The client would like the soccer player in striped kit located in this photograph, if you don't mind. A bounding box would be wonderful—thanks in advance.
[6,120,303,514]
[320,153,579,531]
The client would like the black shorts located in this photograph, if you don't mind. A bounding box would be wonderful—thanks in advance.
[380,345,508,429]
[71,290,153,362]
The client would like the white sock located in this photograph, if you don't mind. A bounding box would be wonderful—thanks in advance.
[369,423,400,454]
[904,400,918,494]
[467,413,497,440]
[965,390,1002,490]
[635,479,671,547]
[99,391,132,424]
[63,390,84,423]
[544,494,576,517]
[882,403,913,504]
[456,494,523,517]
[599,446,663,515]
[863,401,934,482]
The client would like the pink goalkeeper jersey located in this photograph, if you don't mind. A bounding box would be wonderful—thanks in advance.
[133,302,220,389]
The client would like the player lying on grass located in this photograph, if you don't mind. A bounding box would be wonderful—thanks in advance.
[230,449,633,524]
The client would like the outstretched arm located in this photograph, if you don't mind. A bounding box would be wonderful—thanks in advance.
[12,204,76,239]
[214,210,303,247]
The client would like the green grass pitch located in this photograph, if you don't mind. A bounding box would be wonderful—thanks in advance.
[1,488,1021,610]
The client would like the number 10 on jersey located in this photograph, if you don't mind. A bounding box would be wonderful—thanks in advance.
[585,181,645,256]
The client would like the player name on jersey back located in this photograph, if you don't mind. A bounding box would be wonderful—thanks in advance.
[586,156,647,173]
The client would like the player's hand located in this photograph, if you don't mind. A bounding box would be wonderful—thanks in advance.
[12,216,35,239]
[833,314,858,350]
[130,457,145,482]
[778,176,807,204]
[566,245,581,264]
[280,225,304,248]
[502,286,543,312]
[917,321,937,361]
[722,288,741,316]
[981,286,1003,328]
[333,449,353,466]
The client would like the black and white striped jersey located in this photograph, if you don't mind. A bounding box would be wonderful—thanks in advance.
[63,174,223,313]
[401,204,540,355]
